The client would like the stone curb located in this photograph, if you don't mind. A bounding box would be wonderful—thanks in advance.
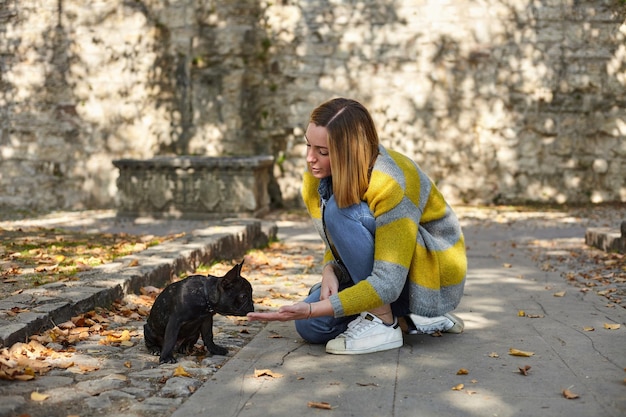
[585,220,626,254]
[0,219,277,348]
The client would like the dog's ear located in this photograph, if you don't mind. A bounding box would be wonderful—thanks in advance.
[224,259,244,279]
[221,259,245,289]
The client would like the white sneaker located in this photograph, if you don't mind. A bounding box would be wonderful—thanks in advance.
[326,312,403,355]
[406,312,464,335]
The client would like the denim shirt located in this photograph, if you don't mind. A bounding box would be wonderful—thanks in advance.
[317,176,351,285]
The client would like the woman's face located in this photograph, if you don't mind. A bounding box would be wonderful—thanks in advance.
[305,123,332,179]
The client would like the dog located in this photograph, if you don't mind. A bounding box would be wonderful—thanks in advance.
[144,260,254,364]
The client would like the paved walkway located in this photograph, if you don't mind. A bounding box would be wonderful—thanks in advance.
[1,209,625,417]
[173,217,626,417]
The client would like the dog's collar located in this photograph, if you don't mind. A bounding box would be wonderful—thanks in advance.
[203,280,215,314]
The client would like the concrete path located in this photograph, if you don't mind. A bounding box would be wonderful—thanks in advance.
[0,209,624,417]
[173,221,626,417]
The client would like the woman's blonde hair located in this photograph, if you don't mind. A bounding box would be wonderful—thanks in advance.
[309,98,379,208]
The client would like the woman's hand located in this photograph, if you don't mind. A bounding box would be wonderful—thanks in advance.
[320,264,339,300]
[247,301,311,322]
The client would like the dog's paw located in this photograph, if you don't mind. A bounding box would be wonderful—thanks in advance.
[159,355,177,364]
[206,344,228,356]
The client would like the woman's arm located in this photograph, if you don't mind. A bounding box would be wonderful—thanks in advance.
[247,298,334,322]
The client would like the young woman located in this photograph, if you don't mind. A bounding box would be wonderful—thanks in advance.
[247,98,467,355]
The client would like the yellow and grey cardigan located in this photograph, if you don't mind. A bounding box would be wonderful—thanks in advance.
[302,145,467,318]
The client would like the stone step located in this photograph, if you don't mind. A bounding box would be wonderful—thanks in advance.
[584,220,626,254]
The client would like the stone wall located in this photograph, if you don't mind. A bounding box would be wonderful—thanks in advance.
[1,0,625,213]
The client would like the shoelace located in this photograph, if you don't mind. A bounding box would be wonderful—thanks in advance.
[342,314,378,338]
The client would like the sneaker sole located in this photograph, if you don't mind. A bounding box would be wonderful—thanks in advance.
[444,313,464,334]
[326,338,403,355]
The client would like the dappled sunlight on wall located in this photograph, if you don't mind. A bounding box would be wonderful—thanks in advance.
[0,0,624,212]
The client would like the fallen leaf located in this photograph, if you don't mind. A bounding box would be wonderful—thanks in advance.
[553,291,566,297]
[128,259,139,267]
[356,382,379,387]
[518,365,532,376]
[503,263,512,268]
[583,326,595,332]
[30,391,50,401]
[488,352,499,358]
[518,310,526,317]
[456,368,469,375]
[562,388,579,399]
[509,348,534,357]
[603,323,620,330]
[308,401,332,410]
[140,286,161,296]
[254,369,283,378]
[525,314,544,318]
[13,374,35,381]
[452,383,464,391]
[173,365,191,377]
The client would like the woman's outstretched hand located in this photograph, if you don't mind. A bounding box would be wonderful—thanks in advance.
[247,301,311,322]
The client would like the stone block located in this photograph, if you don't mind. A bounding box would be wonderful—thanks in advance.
[112,156,274,219]
[584,221,626,254]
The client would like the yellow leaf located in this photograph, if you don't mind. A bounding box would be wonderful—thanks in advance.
[488,352,499,358]
[518,310,526,317]
[451,383,464,391]
[509,348,534,357]
[603,323,620,330]
[553,291,566,297]
[583,326,595,332]
[173,365,191,377]
[502,263,512,268]
[30,391,50,401]
[456,368,469,375]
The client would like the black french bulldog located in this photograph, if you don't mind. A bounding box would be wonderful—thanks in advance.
[144,260,254,364]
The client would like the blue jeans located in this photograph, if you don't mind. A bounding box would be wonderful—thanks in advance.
[295,196,411,344]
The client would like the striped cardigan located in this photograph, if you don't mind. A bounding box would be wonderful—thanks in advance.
[302,145,467,318]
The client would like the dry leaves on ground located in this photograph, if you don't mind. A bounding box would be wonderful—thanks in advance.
[0,291,157,381]
[0,227,182,299]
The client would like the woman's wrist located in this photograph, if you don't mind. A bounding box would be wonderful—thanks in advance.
[327,260,350,284]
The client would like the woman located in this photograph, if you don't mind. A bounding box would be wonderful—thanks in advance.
[247,98,467,355]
